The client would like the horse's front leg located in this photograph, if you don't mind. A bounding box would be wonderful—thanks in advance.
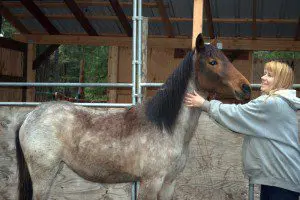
[157,179,176,200]
[138,177,164,200]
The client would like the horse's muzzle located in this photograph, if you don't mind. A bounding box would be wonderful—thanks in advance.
[234,84,251,100]
[242,84,251,98]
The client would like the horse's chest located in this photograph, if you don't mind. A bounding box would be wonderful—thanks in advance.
[140,143,187,175]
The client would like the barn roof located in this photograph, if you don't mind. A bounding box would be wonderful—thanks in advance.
[1,0,299,38]
[1,0,299,51]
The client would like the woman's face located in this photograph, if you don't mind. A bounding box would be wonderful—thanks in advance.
[261,68,275,93]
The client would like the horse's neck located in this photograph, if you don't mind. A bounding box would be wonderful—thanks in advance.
[172,80,207,147]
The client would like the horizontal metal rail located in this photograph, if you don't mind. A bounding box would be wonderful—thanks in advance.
[1,82,300,107]
[141,83,300,89]
[1,82,300,89]
[252,84,300,89]
[0,102,133,107]
[0,82,132,87]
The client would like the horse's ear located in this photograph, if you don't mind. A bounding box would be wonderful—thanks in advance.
[195,33,205,52]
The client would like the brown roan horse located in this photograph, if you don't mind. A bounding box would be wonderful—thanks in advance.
[14,34,251,200]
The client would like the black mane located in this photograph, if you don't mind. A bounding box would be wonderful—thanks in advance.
[145,51,194,133]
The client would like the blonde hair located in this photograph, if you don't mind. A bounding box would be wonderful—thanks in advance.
[264,61,294,95]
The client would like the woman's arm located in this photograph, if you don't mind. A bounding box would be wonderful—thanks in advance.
[185,91,269,137]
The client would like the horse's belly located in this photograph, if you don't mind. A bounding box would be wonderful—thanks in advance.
[72,167,139,183]
[63,157,139,183]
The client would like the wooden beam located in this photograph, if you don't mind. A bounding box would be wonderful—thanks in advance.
[12,13,299,24]
[22,47,28,101]
[212,18,298,24]
[192,0,204,48]
[295,17,300,41]
[3,1,162,8]
[108,0,132,37]
[141,18,148,99]
[26,43,36,102]
[0,5,30,33]
[156,0,174,37]
[204,0,214,39]
[0,37,27,52]
[33,44,59,69]
[64,0,98,36]
[252,0,257,40]
[21,0,60,34]
[0,75,26,82]
[107,46,118,103]
[13,34,300,51]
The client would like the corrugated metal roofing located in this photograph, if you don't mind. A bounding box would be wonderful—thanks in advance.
[2,0,300,39]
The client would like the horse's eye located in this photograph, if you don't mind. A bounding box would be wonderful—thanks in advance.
[209,60,217,66]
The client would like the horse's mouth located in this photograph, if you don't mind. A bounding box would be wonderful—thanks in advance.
[234,91,251,101]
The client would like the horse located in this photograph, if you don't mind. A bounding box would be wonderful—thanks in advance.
[14,33,251,200]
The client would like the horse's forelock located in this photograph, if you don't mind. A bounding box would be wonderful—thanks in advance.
[203,45,229,62]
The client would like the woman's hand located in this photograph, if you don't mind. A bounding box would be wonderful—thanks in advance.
[184,90,206,107]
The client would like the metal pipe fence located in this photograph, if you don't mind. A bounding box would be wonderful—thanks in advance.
[1,82,300,107]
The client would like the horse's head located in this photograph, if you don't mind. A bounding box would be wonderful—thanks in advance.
[193,34,251,100]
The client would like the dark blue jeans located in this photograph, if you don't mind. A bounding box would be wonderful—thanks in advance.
[260,185,300,200]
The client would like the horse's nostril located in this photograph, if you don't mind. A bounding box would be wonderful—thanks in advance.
[242,84,251,95]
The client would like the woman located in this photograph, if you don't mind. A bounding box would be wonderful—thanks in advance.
[185,61,300,199]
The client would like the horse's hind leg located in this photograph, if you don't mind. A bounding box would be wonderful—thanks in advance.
[27,158,63,200]
[26,156,63,200]
[157,179,176,200]
[21,132,63,200]
[138,178,164,200]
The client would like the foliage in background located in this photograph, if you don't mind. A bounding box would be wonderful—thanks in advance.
[253,51,300,59]
[1,18,16,38]
[37,45,108,101]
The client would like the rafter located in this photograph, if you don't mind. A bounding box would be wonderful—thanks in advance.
[21,0,59,34]
[156,0,174,37]
[12,13,299,24]
[252,0,257,39]
[204,0,214,39]
[3,1,162,9]
[0,5,30,33]
[64,0,98,36]
[21,0,60,69]
[0,37,27,52]
[295,17,300,41]
[33,44,60,69]
[108,0,132,37]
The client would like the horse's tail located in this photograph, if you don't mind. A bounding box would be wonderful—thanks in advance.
[0,108,33,199]
[15,125,33,200]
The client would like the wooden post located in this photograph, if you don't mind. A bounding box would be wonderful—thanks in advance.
[141,17,148,99]
[107,46,118,103]
[26,43,36,102]
[78,59,85,99]
[192,0,204,48]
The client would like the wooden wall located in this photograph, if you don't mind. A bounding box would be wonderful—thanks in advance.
[0,48,24,101]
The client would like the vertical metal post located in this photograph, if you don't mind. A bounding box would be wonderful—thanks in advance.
[132,1,138,199]
[249,182,254,200]
[136,0,143,103]
[132,0,137,106]
[141,17,148,99]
